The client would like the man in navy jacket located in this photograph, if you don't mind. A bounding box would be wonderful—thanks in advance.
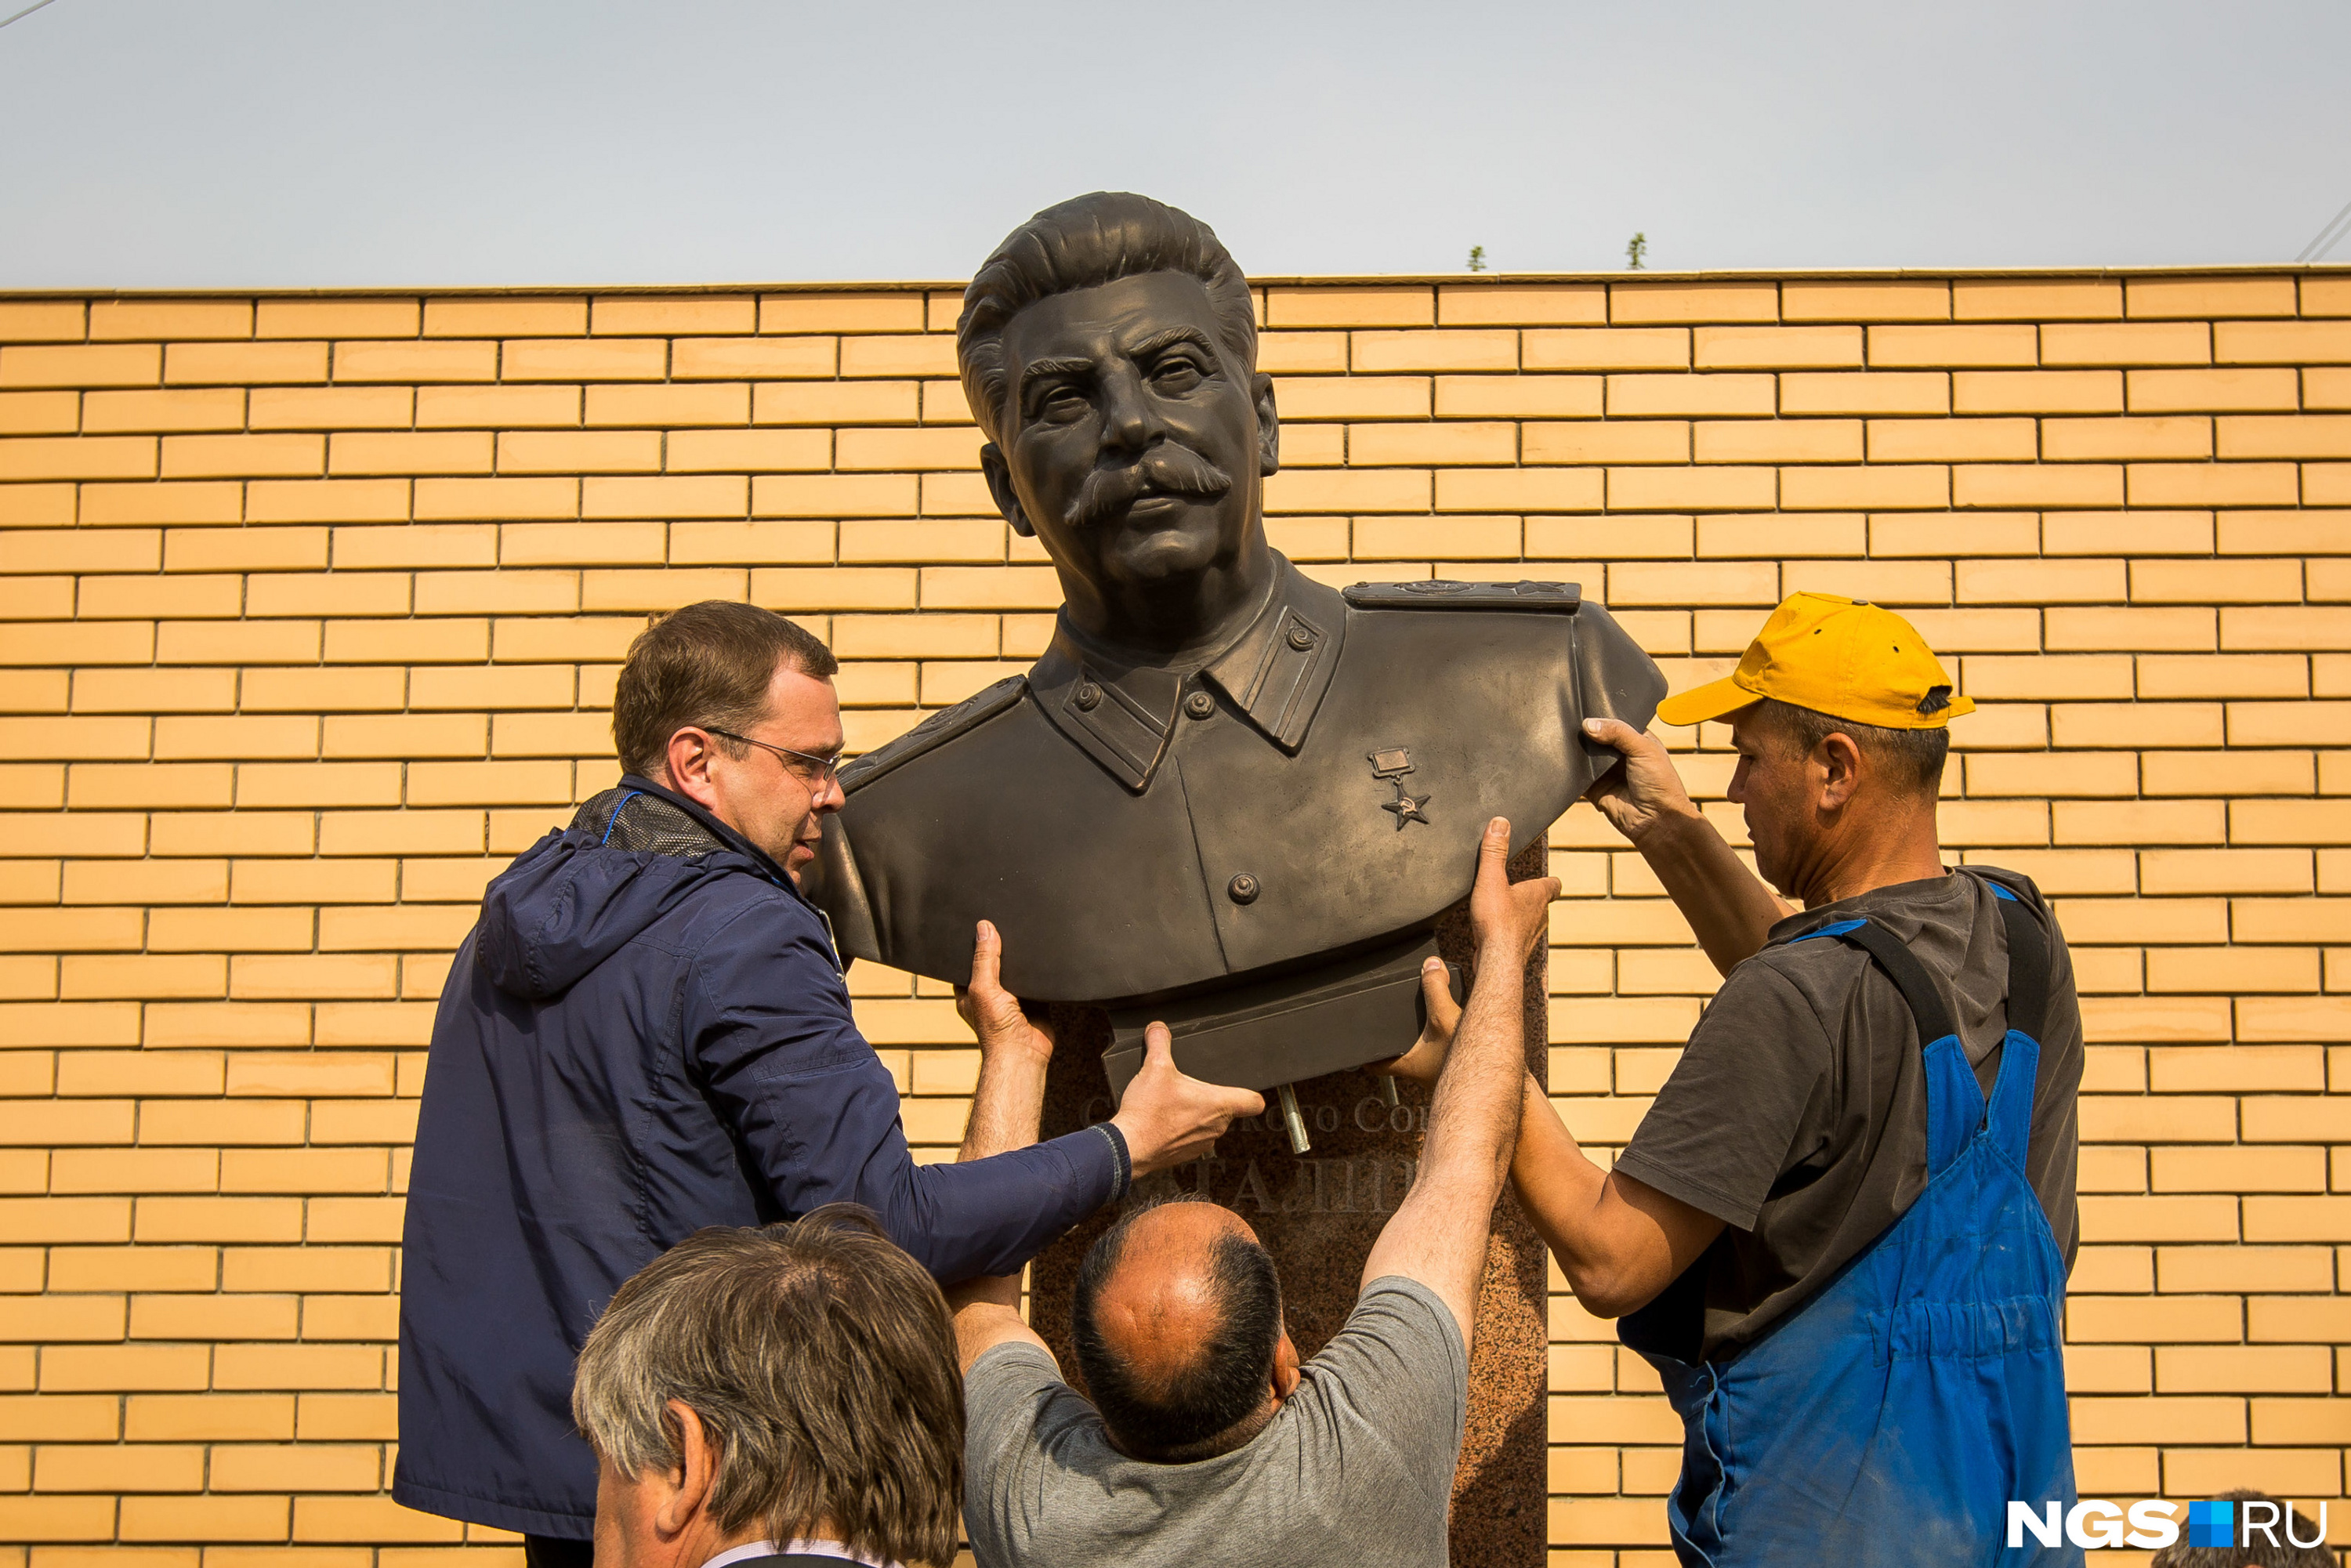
[394,602,1257,1561]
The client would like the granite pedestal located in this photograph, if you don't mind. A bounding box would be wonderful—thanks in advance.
[1026,846,1552,1566]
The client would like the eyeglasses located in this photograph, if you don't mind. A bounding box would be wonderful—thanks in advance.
[704,728,844,789]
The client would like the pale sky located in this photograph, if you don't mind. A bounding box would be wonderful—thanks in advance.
[2,0,2347,289]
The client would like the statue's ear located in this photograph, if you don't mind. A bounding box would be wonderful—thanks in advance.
[1254,373,1280,478]
[980,442,1034,538]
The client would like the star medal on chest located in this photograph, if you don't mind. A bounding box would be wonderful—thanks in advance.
[1368,747,1432,830]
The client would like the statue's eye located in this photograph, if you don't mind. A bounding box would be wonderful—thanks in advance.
[1038,383,1088,418]
[1150,355,1204,391]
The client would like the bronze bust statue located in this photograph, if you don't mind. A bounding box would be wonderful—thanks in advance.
[810,192,1663,1105]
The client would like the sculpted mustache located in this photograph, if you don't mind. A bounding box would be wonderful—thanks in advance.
[1063,446,1234,528]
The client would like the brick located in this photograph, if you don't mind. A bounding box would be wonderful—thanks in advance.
[0,1497,117,1541]
[0,344,161,389]
[412,384,581,430]
[2215,413,2351,459]
[77,592,238,647]
[1522,328,1687,371]
[750,473,918,518]
[2045,607,2214,654]
[2156,1343,2331,1392]
[2132,556,2301,604]
[671,336,838,385]
[2215,318,2351,364]
[1951,463,2121,509]
[1350,421,1518,465]
[488,614,644,662]
[254,299,418,339]
[165,525,331,573]
[837,335,957,378]
[1868,324,2038,368]
[1259,286,1428,330]
[117,1494,291,1542]
[1605,374,1773,418]
[832,520,991,565]
[752,293,922,335]
[1265,468,1432,512]
[0,390,78,434]
[83,388,245,433]
[1778,465,1947,510]
[500,338,664,382]
[586,294,753,335]
[2227,702,2351,751]
[1604,466,1773,512]
[579,474,750,520]
[320,617,488,664]
[0,299,88,340]
[324,431,491,476]
[158,433,321,480]
[1694,420,1861,464]
[2041,321,2209,366]
[1948,370,2121,415]
[1428,284,1600,327]
[1344,328,1514,373]
[0,435,157,480]
[411,569,577,615]
[2127,366,2300,412]
[1431,375,1600,419]
[580,566,749,610]
[2125,461,2298,506]
[1604,282,1774,325]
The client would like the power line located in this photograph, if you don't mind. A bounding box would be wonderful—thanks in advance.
[0,0,60,28]
[2298,194,2351,265]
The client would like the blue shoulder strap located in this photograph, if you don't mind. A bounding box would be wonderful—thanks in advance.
[1784,912,1974,1175]
[1981,879,2051,1161]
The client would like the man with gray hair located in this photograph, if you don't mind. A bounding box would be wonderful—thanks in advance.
[574,1207,965,1568]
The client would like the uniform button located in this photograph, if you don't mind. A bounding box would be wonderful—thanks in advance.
[1227,873,1259,904]
[1286,623,1317,650]
[1074,682,1101,711]
[1185,690,1215,719]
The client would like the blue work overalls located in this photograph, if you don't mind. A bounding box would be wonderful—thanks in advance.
[1625,884,2078,1566]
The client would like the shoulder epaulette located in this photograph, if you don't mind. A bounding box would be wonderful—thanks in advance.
[839,673,1028,793]
[1343,579,1582,612]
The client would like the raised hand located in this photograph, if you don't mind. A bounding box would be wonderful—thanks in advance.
[955,919,1056,1067]
[1371,957,1464,1088]
[1110,1023,1266,1175]
[1580,717,1701,846]
[1469,816,1560,965]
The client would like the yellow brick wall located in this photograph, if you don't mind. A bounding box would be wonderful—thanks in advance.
[2,273,2348,1566]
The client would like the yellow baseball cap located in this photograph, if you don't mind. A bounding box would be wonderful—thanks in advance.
[1654,592,1974,730]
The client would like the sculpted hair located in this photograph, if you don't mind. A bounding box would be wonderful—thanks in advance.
[611,600,837,779]
[957,191,1257,444]
[571,1208,963,1568]
[1070,1199,1281,1462]
[1750,697,1951,795]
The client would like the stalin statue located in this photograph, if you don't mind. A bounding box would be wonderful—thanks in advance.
[810,191,1663,1121]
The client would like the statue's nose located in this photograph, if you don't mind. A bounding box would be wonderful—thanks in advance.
[1099,369,1163,454]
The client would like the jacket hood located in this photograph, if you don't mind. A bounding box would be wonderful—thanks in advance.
[474,780,789,1000]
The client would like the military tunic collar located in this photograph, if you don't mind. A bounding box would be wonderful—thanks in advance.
[1028,555,1347,792]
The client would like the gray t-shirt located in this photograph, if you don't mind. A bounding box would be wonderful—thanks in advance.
[962,1277,1468,1568]
[1614,867,2082,1363]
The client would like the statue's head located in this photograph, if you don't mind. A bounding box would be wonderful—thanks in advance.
[958,193,1276,611]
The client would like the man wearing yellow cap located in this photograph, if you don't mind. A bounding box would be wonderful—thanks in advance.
[1386,593,2084,1565]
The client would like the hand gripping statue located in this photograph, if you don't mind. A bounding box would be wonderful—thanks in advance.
[810,194,1663,1138]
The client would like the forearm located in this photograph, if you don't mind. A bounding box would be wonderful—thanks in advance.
[959,1048,1051,1162]
[1632,809,1789,975]
[1414,944,1531,1197]
[1509,1072,1616,1298]
[1511,1075,1722,1317]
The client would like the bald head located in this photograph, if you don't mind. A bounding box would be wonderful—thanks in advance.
[1071,1200,1289,1463]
